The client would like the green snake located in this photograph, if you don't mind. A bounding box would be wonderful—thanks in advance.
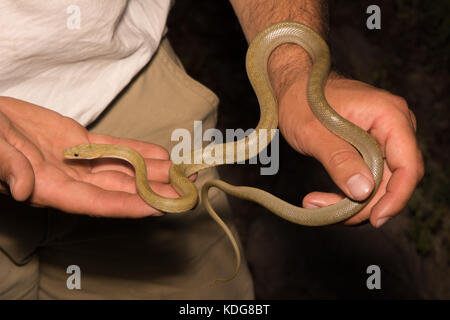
[63,22,384,281]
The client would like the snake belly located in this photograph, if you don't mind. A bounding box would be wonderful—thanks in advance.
[63,22,384,281]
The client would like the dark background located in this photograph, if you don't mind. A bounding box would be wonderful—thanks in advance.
[167,0,449,299]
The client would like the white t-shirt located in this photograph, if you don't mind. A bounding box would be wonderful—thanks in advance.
[0,0,171,126]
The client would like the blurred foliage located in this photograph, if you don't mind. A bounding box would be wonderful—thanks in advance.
[407,140,449,256]
[394,0,450,70]
[392,0,450,257]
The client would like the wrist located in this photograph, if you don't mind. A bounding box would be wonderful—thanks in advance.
[268,43,311,99]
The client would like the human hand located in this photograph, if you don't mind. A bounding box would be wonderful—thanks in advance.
[277,73,424,228]
[0,97,179,217]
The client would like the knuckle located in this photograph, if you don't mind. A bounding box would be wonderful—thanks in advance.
[379,94,418,130]
[391,95,409,111]
[376,92,408,113]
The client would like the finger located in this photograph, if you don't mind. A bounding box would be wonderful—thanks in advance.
[0,139,35,201]
[303,192,344,209]
[305,124,375,202]
[303,161,391,225]
[303,190,372,223]
[370,166,421,228]
[90,158,172,183]
[0,112,45,162]
[344,161,391,225]
[89,133,170,160]
[303,191,377,225]
[47,179,173,218]
[369,112,424,227]
[84,170,180,198]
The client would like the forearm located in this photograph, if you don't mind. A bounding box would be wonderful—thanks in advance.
[230,0,329,97]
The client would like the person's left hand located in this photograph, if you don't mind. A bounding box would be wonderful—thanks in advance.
[277,72,424,227]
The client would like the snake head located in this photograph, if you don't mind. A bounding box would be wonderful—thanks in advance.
[63,144,98,159]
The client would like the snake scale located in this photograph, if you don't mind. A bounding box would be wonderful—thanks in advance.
[63,22,384,281]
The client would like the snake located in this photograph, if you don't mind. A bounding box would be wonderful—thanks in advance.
[63,22,384,282]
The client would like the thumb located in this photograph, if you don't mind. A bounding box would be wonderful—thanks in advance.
[303,129,375,203]
[0,139,35,201]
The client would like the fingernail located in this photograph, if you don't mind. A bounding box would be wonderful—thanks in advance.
[376,216,390,228]
[346,174,373,201]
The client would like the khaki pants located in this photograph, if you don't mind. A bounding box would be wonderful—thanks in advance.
[0,38,254,299]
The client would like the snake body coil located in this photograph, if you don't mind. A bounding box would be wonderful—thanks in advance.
[64,22,384,281]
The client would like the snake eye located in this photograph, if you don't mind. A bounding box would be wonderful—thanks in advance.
[74,153,79,157]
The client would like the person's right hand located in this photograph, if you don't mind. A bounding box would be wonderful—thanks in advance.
[0,97,179,217]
